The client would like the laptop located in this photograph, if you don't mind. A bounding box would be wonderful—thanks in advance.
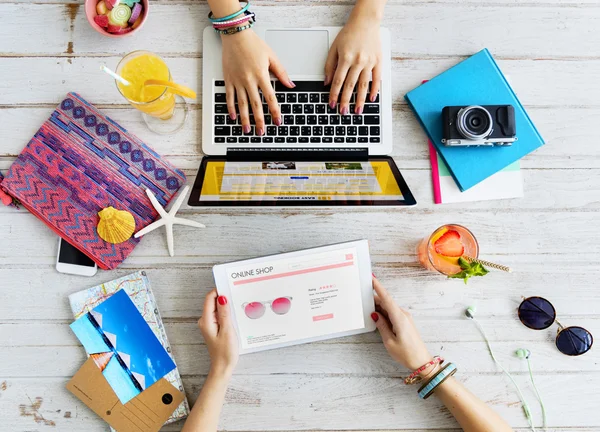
[189,26,416,207]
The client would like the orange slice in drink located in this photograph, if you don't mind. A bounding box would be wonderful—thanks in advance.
[430,227,448,244]
[143,80,197,99]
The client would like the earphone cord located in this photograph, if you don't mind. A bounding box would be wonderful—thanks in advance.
[526,357,547,430]
[471,318,536,432]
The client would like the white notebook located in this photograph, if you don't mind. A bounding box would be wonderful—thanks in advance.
[429,141,523,204]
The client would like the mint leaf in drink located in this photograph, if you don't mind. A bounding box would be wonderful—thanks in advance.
[449,257,489,284]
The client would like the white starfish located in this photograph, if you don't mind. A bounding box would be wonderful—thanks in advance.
[134,185,205,257]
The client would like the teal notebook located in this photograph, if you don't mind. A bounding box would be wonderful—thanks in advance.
[405,49,544,191]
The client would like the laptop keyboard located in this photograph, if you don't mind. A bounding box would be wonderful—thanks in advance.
[213,80,381,145]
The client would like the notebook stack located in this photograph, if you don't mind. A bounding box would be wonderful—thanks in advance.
[405,49,545,203]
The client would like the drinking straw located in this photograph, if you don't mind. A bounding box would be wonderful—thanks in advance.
[464,255,512,273]
[101,65,130,86]
[143,79,197,99]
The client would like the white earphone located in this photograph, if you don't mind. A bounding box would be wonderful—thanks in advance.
[465,307,547,431]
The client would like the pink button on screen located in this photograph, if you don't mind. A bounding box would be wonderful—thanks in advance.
[313,313,334,322]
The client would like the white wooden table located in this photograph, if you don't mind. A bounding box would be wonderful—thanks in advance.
[1,0,600,431]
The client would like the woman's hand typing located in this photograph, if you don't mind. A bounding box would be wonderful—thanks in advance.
[221,30,295,136]
[325,7,383,115]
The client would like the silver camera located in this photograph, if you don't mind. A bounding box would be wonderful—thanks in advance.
[442,105,517,147]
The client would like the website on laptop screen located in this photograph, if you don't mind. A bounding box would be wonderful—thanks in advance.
[199,161,404,202]
[223,247,365,350]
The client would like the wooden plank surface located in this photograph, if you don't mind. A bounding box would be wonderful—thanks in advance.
[2,107,600,170]
[2,261,600,319]
[1,0,599,431]
[1,4,599,58]
[2,57,600,106]
[1,374,599,430]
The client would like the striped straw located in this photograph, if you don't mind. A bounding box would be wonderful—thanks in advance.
[464,255,512,273]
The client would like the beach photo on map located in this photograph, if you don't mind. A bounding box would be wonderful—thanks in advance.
[70,289,176,403]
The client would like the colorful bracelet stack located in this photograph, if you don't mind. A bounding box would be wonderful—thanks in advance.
[417,363,457,400]
[209,2,256,35]
[404,356,444,385]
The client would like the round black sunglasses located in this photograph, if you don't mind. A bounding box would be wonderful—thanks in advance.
[518,296,593,356]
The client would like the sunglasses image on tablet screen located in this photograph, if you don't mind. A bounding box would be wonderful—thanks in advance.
[518,296,593,356]
[242,297,293,319]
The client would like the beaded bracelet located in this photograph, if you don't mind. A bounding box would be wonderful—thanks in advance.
[208,2,251,23]
[417,363,457,400]
[404,356,444,385]
[214,21,254,36]
[212,13,255,29]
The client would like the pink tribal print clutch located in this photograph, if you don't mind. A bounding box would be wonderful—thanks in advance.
[0,93,186,270]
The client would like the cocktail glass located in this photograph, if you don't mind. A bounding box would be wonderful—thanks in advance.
[115,50,191,135]
[417,224,479,276]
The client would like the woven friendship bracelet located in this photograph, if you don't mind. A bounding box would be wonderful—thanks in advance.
[405,356,444,385]
[417,363,457,400]
[214,22,254,35]
[208,2,251,23]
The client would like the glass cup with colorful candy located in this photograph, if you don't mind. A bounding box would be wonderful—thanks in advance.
[242,297,293,319]
[417,224,479,276]
[518,296,593,356]
[115,50,196,135]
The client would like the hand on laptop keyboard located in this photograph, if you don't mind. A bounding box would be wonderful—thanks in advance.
[220,29,295,136]
[324,18,382,116]
[217,24,382,135]
[214,80,381,144]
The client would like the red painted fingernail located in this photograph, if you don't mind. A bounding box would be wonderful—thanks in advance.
[257,127,264,136]
[341,107,349,115]
[329,101,336,109]
[356,106,363,115]
[372,272,376,278]
[371,312,379,322]
[288,80,296,88]
[218,296,227,305]
[274,117,282,126]
[230,113,237,120]
[370,94,377,102]
[243,125,251,134]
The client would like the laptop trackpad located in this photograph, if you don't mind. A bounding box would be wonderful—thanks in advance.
[265,30,329,76]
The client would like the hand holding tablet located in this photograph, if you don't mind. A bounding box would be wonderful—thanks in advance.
[212,240,376,354]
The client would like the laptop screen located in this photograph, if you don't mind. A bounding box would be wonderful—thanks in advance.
[188,157,416,206]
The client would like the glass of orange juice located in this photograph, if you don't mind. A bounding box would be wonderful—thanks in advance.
[116,50,194,135]
[417,224,479,275]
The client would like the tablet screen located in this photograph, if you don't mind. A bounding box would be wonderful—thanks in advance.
[189,157,416,206]
[221,246,365,350]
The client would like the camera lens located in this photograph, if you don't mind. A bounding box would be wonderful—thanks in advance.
[456,106,493,140]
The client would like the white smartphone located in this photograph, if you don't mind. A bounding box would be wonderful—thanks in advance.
[56,238,98,276]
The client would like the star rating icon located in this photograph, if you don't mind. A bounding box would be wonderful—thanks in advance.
[134,185,205,257]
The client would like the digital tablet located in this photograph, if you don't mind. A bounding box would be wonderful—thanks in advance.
[213,240,376,354]
[188,156,417,207]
